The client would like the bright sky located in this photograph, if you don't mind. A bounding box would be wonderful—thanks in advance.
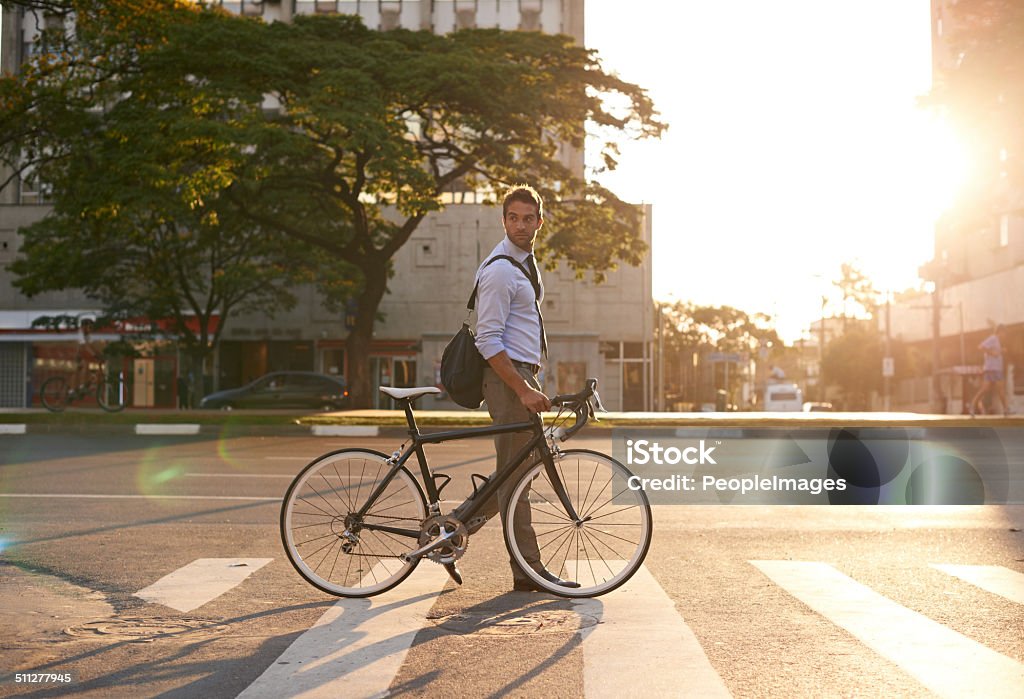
[585,0,966,343]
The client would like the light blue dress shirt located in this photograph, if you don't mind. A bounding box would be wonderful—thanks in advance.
[474,237,544,364]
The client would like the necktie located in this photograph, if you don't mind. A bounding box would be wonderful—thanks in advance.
[525,254,548,358]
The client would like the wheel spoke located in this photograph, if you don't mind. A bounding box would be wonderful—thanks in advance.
[284,453,426,596]
[504,453,650,597]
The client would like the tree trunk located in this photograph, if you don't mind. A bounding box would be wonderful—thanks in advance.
[346,261,390,408]
[186,347,210,410]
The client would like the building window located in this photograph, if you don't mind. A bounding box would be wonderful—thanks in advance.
[240,0,265,16]
[455,0,477,29]
[520,0,542,31]
[18,165,51,205]
[380,0,402,30]
[315,0,339,12]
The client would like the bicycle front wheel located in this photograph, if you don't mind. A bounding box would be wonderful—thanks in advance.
[281,449,427,597]
[96,373,126,412]
[504,449,652,598]
[40,376,69,413]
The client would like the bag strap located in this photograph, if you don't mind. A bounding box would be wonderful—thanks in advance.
[466,254,539,311]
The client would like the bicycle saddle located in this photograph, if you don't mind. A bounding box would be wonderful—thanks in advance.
[379,386,442,400]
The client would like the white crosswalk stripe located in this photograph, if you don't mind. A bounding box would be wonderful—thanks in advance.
[134,558,273,612]
[127,556,1021,697]
[238,562,450,699]
[574,563,731,698]
[931,564,1024,604]
[751,560,1024,699]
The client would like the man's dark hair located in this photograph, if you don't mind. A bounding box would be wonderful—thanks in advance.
[502,184,544,220]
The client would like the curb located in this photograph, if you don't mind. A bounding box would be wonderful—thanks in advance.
[0,423,406,437]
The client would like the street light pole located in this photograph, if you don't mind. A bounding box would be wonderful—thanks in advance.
[819,295,827,402]
[885,292,891,411]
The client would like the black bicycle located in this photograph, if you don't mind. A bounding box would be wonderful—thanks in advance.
[39,368,126,413]
[280,379,652,598]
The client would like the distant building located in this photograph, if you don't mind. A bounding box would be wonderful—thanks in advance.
[882,1,1022,413]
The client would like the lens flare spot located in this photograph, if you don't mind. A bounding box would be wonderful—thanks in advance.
[135,450,187,498]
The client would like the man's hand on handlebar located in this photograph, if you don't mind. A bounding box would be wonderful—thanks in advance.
[517,386,552,414]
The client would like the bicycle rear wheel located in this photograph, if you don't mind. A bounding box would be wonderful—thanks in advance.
[281,449,427,597]
[40,376,69,413]
[504,449,652,597]
[96,373,126,412]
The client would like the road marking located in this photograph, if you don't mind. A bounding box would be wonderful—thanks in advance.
[185,473,294,479]
[135,424,200,435]
[931,564,1024,605]
[574,563,731,698]
[238,562,449,699]
[310,425,379,437]
[135,558,273,612]
[0,424,27,435]
[0,493,279,501]
[752,560,1024,699]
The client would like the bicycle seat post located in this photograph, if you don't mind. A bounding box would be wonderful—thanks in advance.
[401,399,420,438]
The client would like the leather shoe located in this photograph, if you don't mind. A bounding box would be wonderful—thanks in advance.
[443,562,462,585]
[538,569,581,588]
[513,570,581,591]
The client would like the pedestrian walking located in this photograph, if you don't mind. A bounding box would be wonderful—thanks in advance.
[970,324,1009,416]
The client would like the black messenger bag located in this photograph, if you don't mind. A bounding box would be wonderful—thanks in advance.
[440,255,537,409]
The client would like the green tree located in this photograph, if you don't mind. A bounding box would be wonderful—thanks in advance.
[832,262,879,329]
[660,302,780,406]
[182,12,663,406]
[2,1,319,401]
[820,324,899,410]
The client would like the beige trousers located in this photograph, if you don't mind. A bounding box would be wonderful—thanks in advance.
[454,365,543,584]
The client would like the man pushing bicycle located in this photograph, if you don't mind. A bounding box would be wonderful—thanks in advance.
[448,184,580,592]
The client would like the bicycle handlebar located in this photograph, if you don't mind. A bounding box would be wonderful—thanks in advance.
[548,378,604,441]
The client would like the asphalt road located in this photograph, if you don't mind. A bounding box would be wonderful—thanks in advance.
[1,432,1022,698]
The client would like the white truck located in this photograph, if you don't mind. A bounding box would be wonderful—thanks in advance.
[763,382,803,412]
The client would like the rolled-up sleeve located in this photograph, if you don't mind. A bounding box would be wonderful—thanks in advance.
[475,264,514,361]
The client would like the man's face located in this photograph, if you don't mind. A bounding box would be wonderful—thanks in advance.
[502,200,543,252]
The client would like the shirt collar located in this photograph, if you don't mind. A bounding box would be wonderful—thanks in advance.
[500,236,533,263]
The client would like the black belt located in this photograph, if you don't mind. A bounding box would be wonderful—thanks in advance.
[511,359,541,375]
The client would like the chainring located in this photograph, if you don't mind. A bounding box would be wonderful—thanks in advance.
[418,515,469,564]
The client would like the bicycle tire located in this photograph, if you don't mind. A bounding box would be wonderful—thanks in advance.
[40,376,69,413]
[281,448,428,597]
[504,449,652,598]
[96,373,126,412]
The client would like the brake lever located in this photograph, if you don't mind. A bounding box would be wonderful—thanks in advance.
[591,388,608,413]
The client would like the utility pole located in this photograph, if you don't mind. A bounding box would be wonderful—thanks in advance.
[909,283,954,414]
[657,304,665,411]
[819,295,827,402]
[884,293,891,411]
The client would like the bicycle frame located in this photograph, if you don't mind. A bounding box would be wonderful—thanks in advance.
[352,400,581,546]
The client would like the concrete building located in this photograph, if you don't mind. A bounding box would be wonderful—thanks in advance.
[0,0,657,410]
[882,0,1022,413]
